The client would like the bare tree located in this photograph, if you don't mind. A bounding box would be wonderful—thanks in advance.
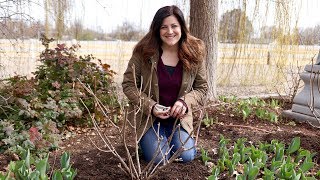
[219,8,253,43]
[190,0,218,100]
[109,21,144,41]
[51,0,71,40]
[299,25,320,45]
[0,0,34,38]
[71,18,83,40]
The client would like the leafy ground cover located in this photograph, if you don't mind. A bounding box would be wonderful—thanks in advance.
[2,97,318,179]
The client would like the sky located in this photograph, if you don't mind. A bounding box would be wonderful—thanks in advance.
[30,0,320,33]
[70,0,184,33]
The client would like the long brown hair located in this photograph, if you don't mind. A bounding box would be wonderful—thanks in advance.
[133,5,205,71]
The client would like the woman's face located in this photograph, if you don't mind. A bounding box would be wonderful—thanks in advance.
[160,15,181,48]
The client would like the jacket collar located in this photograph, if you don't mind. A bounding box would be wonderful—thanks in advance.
[150,49,192,98]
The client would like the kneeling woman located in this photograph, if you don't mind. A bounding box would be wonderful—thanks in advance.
[122,5,208,164]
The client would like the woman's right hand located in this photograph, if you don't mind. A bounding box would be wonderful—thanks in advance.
[152,104,171,119]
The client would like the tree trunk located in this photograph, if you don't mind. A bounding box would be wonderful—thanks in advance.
[190,0,218,100]
[44,0,49,37]
[52,0,69,40]
[56,0,64,40]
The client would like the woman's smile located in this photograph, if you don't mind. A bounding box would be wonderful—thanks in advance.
[160,15,181,47]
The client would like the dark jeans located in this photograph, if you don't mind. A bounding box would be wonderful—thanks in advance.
[139,121,196,164]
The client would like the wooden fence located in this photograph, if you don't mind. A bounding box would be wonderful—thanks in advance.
[0,39,319,87]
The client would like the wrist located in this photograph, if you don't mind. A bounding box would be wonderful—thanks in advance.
[151,103,157,116]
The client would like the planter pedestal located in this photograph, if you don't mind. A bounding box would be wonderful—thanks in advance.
[283,52,320,126]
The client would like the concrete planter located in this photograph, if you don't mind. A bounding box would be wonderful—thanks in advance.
[283,52,320,126]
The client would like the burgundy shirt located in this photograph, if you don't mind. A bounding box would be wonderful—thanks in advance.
[157,56,183,108]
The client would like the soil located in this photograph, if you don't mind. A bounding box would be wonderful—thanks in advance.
[1,97,320,180]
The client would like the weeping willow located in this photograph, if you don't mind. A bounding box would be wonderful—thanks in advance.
[210,0,319,96]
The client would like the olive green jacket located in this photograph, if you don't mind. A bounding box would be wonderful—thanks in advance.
[122,51,208,141]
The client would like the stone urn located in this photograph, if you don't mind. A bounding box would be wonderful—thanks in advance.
[283,50,320,126]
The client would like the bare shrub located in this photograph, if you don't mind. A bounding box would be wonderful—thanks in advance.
[78,77,206,179]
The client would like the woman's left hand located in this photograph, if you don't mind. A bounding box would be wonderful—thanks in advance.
[170,100,187,119]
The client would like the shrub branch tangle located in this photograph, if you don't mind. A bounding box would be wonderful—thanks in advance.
[80,69,207,179]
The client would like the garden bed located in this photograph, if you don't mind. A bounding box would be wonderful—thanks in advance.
[1,97,320,179]
[2,98,318,179]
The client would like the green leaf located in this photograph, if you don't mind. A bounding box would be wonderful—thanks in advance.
[296,150,311,163]
[211,166,220,177]
[0,170,11,180]
[232,153,241,165]
[201,148,211,164]
[29,171,40,180]
[301,175,317,180]
[208,175,217,180]
[280,162,295,179]
[255,108,266,119]
[25,149,31,169]
[61,152,71,169]
[70,168,77,180]
[36,159,48,180]
[236,174,245,180]
[287,137,300,154]
[241,106,251,120]
[275,143,284,161]
[271,160,282,171]
[233,142,240,154]
[18,163,29,179]
[270,99,280,109]
[9,161,16,172]
[225,159,234,175]
[218,159,226,172]
[316,170,320,177]
[52,171,63,180]
[300,160,315,173]
[268,112,278,123]
[263,168,275,180]
[248,166,259,179]
[293,173,301,180]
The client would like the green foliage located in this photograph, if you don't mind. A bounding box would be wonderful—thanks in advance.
[208,166,220,180]
[218,96,282,123]
[0,119,60,157]
[216,135,230,172]
[316,170,320,178]
[7,149,76,180]
[206,135,318,179]
[219,95,237,103]
[202,113,217,128]
[287,137,301,155]
[200,147,211,165]
[0,36,119,154]
[225,152,240,175]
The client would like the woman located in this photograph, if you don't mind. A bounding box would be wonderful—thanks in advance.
[122,5,208,164]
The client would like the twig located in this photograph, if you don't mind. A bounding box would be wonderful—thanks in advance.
[49,150,58,179]
[88,137,112,153]
[217,123,272,133]
[79,98,132,175]
[78,79,120,131]
[122,108,139,179]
